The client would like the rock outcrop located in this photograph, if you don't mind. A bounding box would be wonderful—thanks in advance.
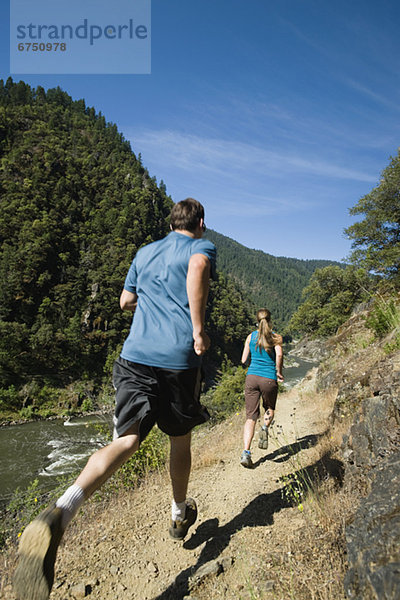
[344,451,400,600]
[341,352,400,600]
[314,313,400,600]
[289,336,329,362]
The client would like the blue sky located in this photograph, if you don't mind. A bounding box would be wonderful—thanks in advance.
[2,0,400,261]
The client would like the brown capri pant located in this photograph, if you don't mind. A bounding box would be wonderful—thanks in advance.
[244,374,278,420]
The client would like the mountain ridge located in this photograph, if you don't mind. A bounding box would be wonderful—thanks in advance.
[205,229,343,330]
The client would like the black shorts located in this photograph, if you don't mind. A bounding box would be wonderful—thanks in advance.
[112,357,210,441]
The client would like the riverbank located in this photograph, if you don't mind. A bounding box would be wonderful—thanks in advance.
[0,382,115,426]
[0,406,113,428]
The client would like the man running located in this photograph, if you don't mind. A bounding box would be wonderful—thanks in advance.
[14,197,216,600]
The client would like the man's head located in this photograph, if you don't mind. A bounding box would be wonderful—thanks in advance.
[170,198,205,235]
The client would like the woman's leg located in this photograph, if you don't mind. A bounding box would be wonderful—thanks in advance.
[260,379,278,427]
[243,417,257,451]
[243,374,261,452]
[263,407,275,427]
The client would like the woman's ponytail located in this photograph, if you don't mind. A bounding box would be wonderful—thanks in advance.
[255,308,280,351]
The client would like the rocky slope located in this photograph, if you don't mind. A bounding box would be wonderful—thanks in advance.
[316,308,400,600]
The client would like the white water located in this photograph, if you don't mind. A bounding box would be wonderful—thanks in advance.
[0,415,110,506]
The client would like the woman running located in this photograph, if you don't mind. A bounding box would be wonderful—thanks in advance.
[240,308,284,468]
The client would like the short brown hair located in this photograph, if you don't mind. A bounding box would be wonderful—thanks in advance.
[170,198,204,232]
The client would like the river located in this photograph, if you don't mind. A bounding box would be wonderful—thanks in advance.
[0,354,316,507]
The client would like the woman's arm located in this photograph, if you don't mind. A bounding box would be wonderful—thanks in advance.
[275,344,284,382]
[241,334,252,365]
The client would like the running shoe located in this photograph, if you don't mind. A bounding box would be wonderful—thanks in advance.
[169,497,198,541]
[240,450,253,469]
[258,424,269,449]
[13,504,64,600]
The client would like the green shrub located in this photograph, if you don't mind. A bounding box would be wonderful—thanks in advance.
[37,407,54,418]
[18,406,34,419]
[0,471,81,549]
[366,296,400,338]
[115,427,167,488]
[203,365,247,422]
[384,333,400,355]
[81,397,94,412]
[0,385,19,411]
[0,479,44,547]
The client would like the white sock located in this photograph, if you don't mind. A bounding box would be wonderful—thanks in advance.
[172,499,186,522]
[56,484,85,530]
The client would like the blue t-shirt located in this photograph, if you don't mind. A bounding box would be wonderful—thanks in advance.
[120,231,216,369]
[247,331,277,380]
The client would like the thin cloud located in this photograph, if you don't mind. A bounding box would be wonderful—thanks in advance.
[210,97,399,153]
[341,77,400,112]
[129,129,378,184]
[207,192,316,217]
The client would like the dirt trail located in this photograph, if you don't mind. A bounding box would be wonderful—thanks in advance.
[4,370,334,600]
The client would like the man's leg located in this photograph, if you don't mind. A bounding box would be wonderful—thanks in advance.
[75,425,139,499]
[168,431,198,540]
[56,424,139,529]
[169,431,191,503]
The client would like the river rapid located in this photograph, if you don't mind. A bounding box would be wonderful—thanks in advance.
[0,354,316,507]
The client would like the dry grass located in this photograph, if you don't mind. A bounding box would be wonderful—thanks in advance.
[192,488,352,600]
[246,481,354,600]
[192,412,243,470]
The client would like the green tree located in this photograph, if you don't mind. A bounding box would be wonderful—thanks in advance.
[205,272,252,374]
[288,266,371,337]
[345,149,400,283]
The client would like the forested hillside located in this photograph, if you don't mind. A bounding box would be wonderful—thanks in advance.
[0,78,251,414]
[205,229,341,330]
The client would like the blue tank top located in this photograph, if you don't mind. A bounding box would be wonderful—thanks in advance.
[247,330,277,380]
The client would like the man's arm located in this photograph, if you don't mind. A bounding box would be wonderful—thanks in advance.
[186,253,211,356]
[120,289,138,312]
